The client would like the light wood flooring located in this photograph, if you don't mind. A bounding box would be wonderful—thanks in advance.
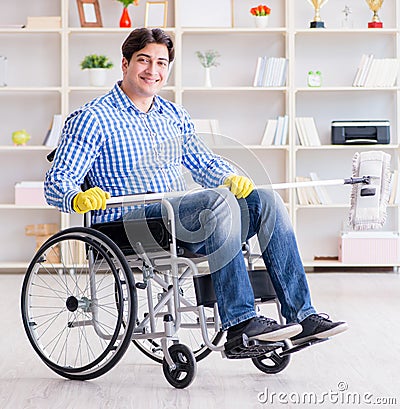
[1,272,400,409]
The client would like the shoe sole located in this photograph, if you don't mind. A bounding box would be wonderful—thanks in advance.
[292,322,349,345]
[248,324,302,342]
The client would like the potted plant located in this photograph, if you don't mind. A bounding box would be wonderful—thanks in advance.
[115,0,139,27]
[250,4,271,28]
[195,50,220,87]
[80,54,114,87]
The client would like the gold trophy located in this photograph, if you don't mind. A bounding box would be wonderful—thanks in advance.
[307,0,329,28]
[366,0,384,28]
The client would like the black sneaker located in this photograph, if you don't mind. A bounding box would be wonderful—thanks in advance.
[291,313,348,345]
[227,316,302,343]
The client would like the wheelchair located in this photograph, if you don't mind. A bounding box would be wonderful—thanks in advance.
[21,189,321,389]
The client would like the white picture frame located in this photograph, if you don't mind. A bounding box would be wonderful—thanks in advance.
[145,1,168,28]
[180,0,233,28]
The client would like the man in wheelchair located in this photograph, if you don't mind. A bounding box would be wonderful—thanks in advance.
[44,28,347,355]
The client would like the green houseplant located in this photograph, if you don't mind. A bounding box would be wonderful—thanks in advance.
[195,50,220,87]
[80,54,114,87]
[80,54,114,70]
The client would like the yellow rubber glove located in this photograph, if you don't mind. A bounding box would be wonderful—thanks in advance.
[72,187,110,214]
[223,175,254,199]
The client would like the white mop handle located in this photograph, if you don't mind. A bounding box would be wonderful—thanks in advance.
[106,177,363,208]
[260,179,346,191]
[106,180,349,207]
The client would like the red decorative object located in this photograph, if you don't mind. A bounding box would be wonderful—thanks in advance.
[368,21,383,28]
[119,7,132,28]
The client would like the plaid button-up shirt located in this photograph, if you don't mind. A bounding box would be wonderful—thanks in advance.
[45,82,235,223]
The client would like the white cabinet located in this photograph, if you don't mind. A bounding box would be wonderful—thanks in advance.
[0,0,399,270]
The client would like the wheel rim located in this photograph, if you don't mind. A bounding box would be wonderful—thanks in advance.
[21,228,136,377]
[162,344,197,388]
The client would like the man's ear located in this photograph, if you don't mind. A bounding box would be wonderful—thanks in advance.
[122,57,129,73]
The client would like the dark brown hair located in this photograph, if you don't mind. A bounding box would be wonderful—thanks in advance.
[122,28,175,64]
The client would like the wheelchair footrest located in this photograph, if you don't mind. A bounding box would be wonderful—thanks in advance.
[280,337,329,357]
[224,334,284,359]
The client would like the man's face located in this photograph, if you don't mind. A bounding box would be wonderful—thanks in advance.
[122,42,169,100]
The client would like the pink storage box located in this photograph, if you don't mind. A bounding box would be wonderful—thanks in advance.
[15,182,47,206]
[339,232,400,264]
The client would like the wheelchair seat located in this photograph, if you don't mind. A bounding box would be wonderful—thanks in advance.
[92,217,172,255]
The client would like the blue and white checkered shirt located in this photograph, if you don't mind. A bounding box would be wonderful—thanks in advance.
[45,82,236,224]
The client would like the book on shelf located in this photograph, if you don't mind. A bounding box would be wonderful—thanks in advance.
[309,172,332,205]
[390,169,400,205]
[253,56,288,87]
[43,114,63,147]
[353,54,400,87]
[192,119,220,146]
[261,119,277,145]
[260,115,288,146]
[295,176,320,205]
[26,16,61,29]
[253,56,263,87]
[295,117,321,146]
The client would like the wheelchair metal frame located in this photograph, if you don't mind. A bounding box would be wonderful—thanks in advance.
[21,190,290,389]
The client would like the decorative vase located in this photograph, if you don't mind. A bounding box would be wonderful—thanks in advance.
[204,67,212,87]
[119,7,132,28]
[254,15,269,28]
[88,68,107,87]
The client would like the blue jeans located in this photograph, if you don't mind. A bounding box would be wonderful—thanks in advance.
[123,188,316,330]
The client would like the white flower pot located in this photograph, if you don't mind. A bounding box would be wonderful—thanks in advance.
[254,15,269,28]
[88,68,108,87]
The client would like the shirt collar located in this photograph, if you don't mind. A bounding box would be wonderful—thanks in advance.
[111,81,163,114]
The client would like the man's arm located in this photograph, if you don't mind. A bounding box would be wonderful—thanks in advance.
[44,109,105,213]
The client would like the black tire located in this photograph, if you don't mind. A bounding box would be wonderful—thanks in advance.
[131,269,223,363]
[251,340,291,374]
[162,344,197,389]
[21,227,137,381]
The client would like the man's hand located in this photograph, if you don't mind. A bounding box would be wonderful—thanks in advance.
[72,187,110,214]
[223,175,254,199]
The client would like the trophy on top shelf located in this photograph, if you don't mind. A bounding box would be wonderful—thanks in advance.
[307,0,329,28]
[366,0,384,28]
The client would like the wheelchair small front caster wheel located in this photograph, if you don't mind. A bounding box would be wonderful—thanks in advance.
[162,344,197,389]
[251,340,291,374]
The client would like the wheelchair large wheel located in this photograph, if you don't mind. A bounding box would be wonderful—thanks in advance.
[251,340,291,374]
[21,227,137,381]
[132,269,223,363]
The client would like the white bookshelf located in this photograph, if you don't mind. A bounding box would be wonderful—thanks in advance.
[0,0,399,270]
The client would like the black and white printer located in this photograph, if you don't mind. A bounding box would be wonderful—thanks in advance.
[331,120,390,144]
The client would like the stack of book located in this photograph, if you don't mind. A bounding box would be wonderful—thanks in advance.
[353,54,400,87]
[295,117,321,146]
[261,115,288,145]
[253,57,288,87]
[295,172,332,205]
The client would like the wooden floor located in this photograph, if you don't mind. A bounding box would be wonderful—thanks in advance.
[1,272,400,409]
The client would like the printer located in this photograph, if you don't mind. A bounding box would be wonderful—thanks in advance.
[331,120,390,144]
